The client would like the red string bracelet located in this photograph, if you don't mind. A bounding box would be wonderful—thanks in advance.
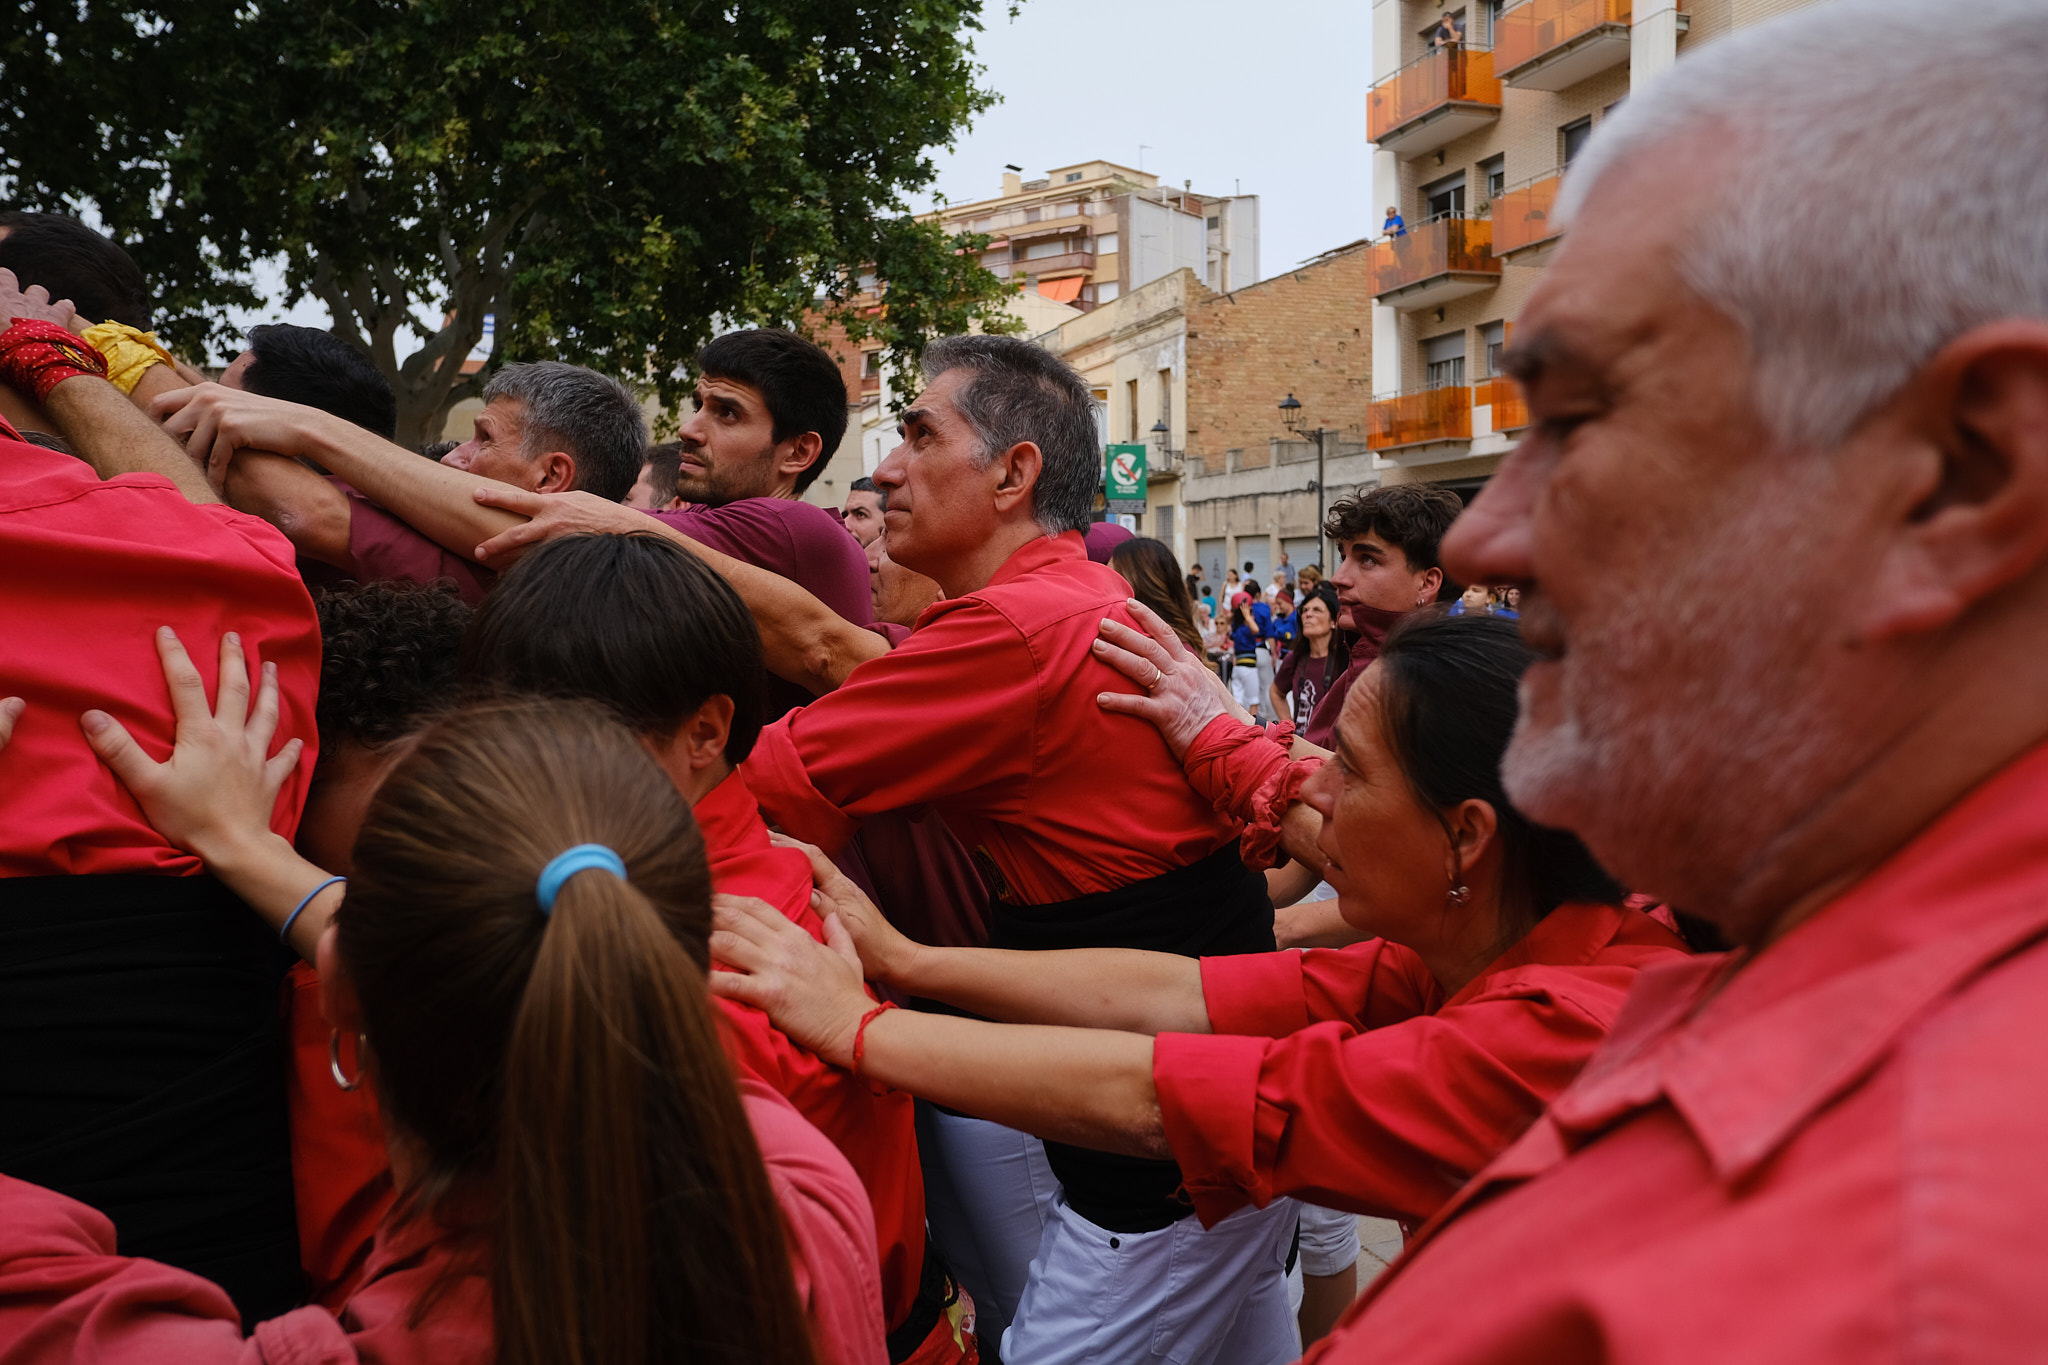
[850,1000,898,1075]
[0,318,109,403]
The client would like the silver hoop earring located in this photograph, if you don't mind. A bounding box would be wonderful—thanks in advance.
[1446,884,1471,907]
[329,1028,367,1092]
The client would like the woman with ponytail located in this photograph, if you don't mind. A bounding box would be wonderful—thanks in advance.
[0,636,882,1365]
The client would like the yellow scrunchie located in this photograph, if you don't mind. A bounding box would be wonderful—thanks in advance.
[80,321,180,395]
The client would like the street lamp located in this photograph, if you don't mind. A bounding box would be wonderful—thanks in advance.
[1278,393,1329,572]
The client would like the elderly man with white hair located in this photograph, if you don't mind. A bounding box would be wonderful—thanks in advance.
[1304,0,2048,1359]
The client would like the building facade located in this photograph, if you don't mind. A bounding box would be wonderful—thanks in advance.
[926,161,1260,313]
[1363,0,1826,488]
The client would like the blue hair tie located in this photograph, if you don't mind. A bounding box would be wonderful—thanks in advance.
[536,843,627,913]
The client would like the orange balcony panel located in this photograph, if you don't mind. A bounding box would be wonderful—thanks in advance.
[1368,385,1473,452]
[1366,215,1500,310]
[1477,377,1530,432]
[1496,0,1662,90]
[1368,47,1502,158]
[1493,173,1563,257]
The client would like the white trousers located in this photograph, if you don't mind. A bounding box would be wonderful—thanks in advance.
[1229,663,1262,714]
[1003,1195,1301,1365]
[916,1106,1058,1345]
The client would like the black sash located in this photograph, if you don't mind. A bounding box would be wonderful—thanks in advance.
[0,875,305,1323]
[988,840,1274,1233]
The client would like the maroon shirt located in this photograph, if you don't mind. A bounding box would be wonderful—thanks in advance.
[1272,643,1342,731]
[650,500,873,722]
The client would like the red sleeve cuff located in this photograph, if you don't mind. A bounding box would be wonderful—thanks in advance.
[1199,951,1311,1039]
[1154,1032,1280,1229]
[743,716,860,855]
[1183,715,1323,870]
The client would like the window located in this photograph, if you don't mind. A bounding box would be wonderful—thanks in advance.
[862,350,882,378]
[1561,116,1594,166]
[1098,281,1121,303]
[1480,320,1507,377]
[1477,0,1503,44]
[1479,154,1506,203]
[1098,231,1119,255]
[1158,368,1172,436]
[1025,206,1042,223]
[1064,171,1083,183]
[1126,379,1139,442]
[1206,215,1219,228]
[1424,331,1467,390]
[1025,238,1074,260]
[1421,170,1467,220]
[1155,504,1176,541]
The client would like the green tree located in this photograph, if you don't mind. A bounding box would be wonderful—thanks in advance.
[2,0,1019,444]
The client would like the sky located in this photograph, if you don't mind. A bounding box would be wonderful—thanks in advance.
[232,0,1373,350]
[911,0,1376,280]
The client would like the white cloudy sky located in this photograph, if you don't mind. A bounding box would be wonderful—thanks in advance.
[236,0,1371,348]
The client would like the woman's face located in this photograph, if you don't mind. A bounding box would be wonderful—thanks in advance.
[1301,670,1461,947]
[1299,597,1334,641]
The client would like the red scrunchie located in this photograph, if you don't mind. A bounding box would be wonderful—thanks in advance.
[0,318,110,403]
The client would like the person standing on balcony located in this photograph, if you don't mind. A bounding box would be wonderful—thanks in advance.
[1384,207,1408,238]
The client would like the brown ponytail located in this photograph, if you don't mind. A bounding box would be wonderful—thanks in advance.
[343,697,815,1365]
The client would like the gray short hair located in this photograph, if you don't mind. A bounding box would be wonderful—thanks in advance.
[921,335,1100,535]
[1558,0,2048,451]
[481,361,648,502]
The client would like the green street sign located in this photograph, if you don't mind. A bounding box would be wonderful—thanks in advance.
[1106,443,1147,505]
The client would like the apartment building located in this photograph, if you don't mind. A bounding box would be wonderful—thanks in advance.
[1364,0,1825,491]
[1021,247,1379,584]
[925,160,1261,312]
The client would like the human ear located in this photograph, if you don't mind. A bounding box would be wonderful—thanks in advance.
[1860,320,2048,641]
[990,441,1044,514]
[534,450,577,494]
[1417,566,1444,606]
[777,431,824,482]
[675,694,734,772]
[314,922,364,1032]
[1443,798,1500,884]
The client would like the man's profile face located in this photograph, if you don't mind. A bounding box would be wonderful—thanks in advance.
[842,488,884,547]
[872,369,1007,582]
[1443,133,1888,914]
[623,461,682,512]
[444,397,549,490]
[1330,531,1436,628]
[675,375,786,505]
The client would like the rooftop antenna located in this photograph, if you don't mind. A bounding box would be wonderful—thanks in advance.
[1139,144,1152,171]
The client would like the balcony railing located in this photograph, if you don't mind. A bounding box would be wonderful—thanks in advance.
[1021,251,1095,276]
[1497,0,1656,89]
[1368,383,1472,452]
[1368,46,1502,157]
[1366,215,1500,308]
[1492,169,1564,256]
[1476,377,1529,432]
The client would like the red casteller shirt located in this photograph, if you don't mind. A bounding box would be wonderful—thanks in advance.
[697,768,927,1337]
[0,1078,886,1365]
[746,532,1239,905]
[1154,901,1690,1231]
[0,439,319,875]
[279,767,927,1338]
[1306,740,2048,1364]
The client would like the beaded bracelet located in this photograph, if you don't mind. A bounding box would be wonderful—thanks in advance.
[0,318,110,403]
[850,1000,899,1075]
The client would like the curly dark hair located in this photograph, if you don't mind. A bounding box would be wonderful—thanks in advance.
[314,582,473,758]
[1322,483,1465,573]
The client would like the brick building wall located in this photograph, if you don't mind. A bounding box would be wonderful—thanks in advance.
[1184,245,1375,474]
